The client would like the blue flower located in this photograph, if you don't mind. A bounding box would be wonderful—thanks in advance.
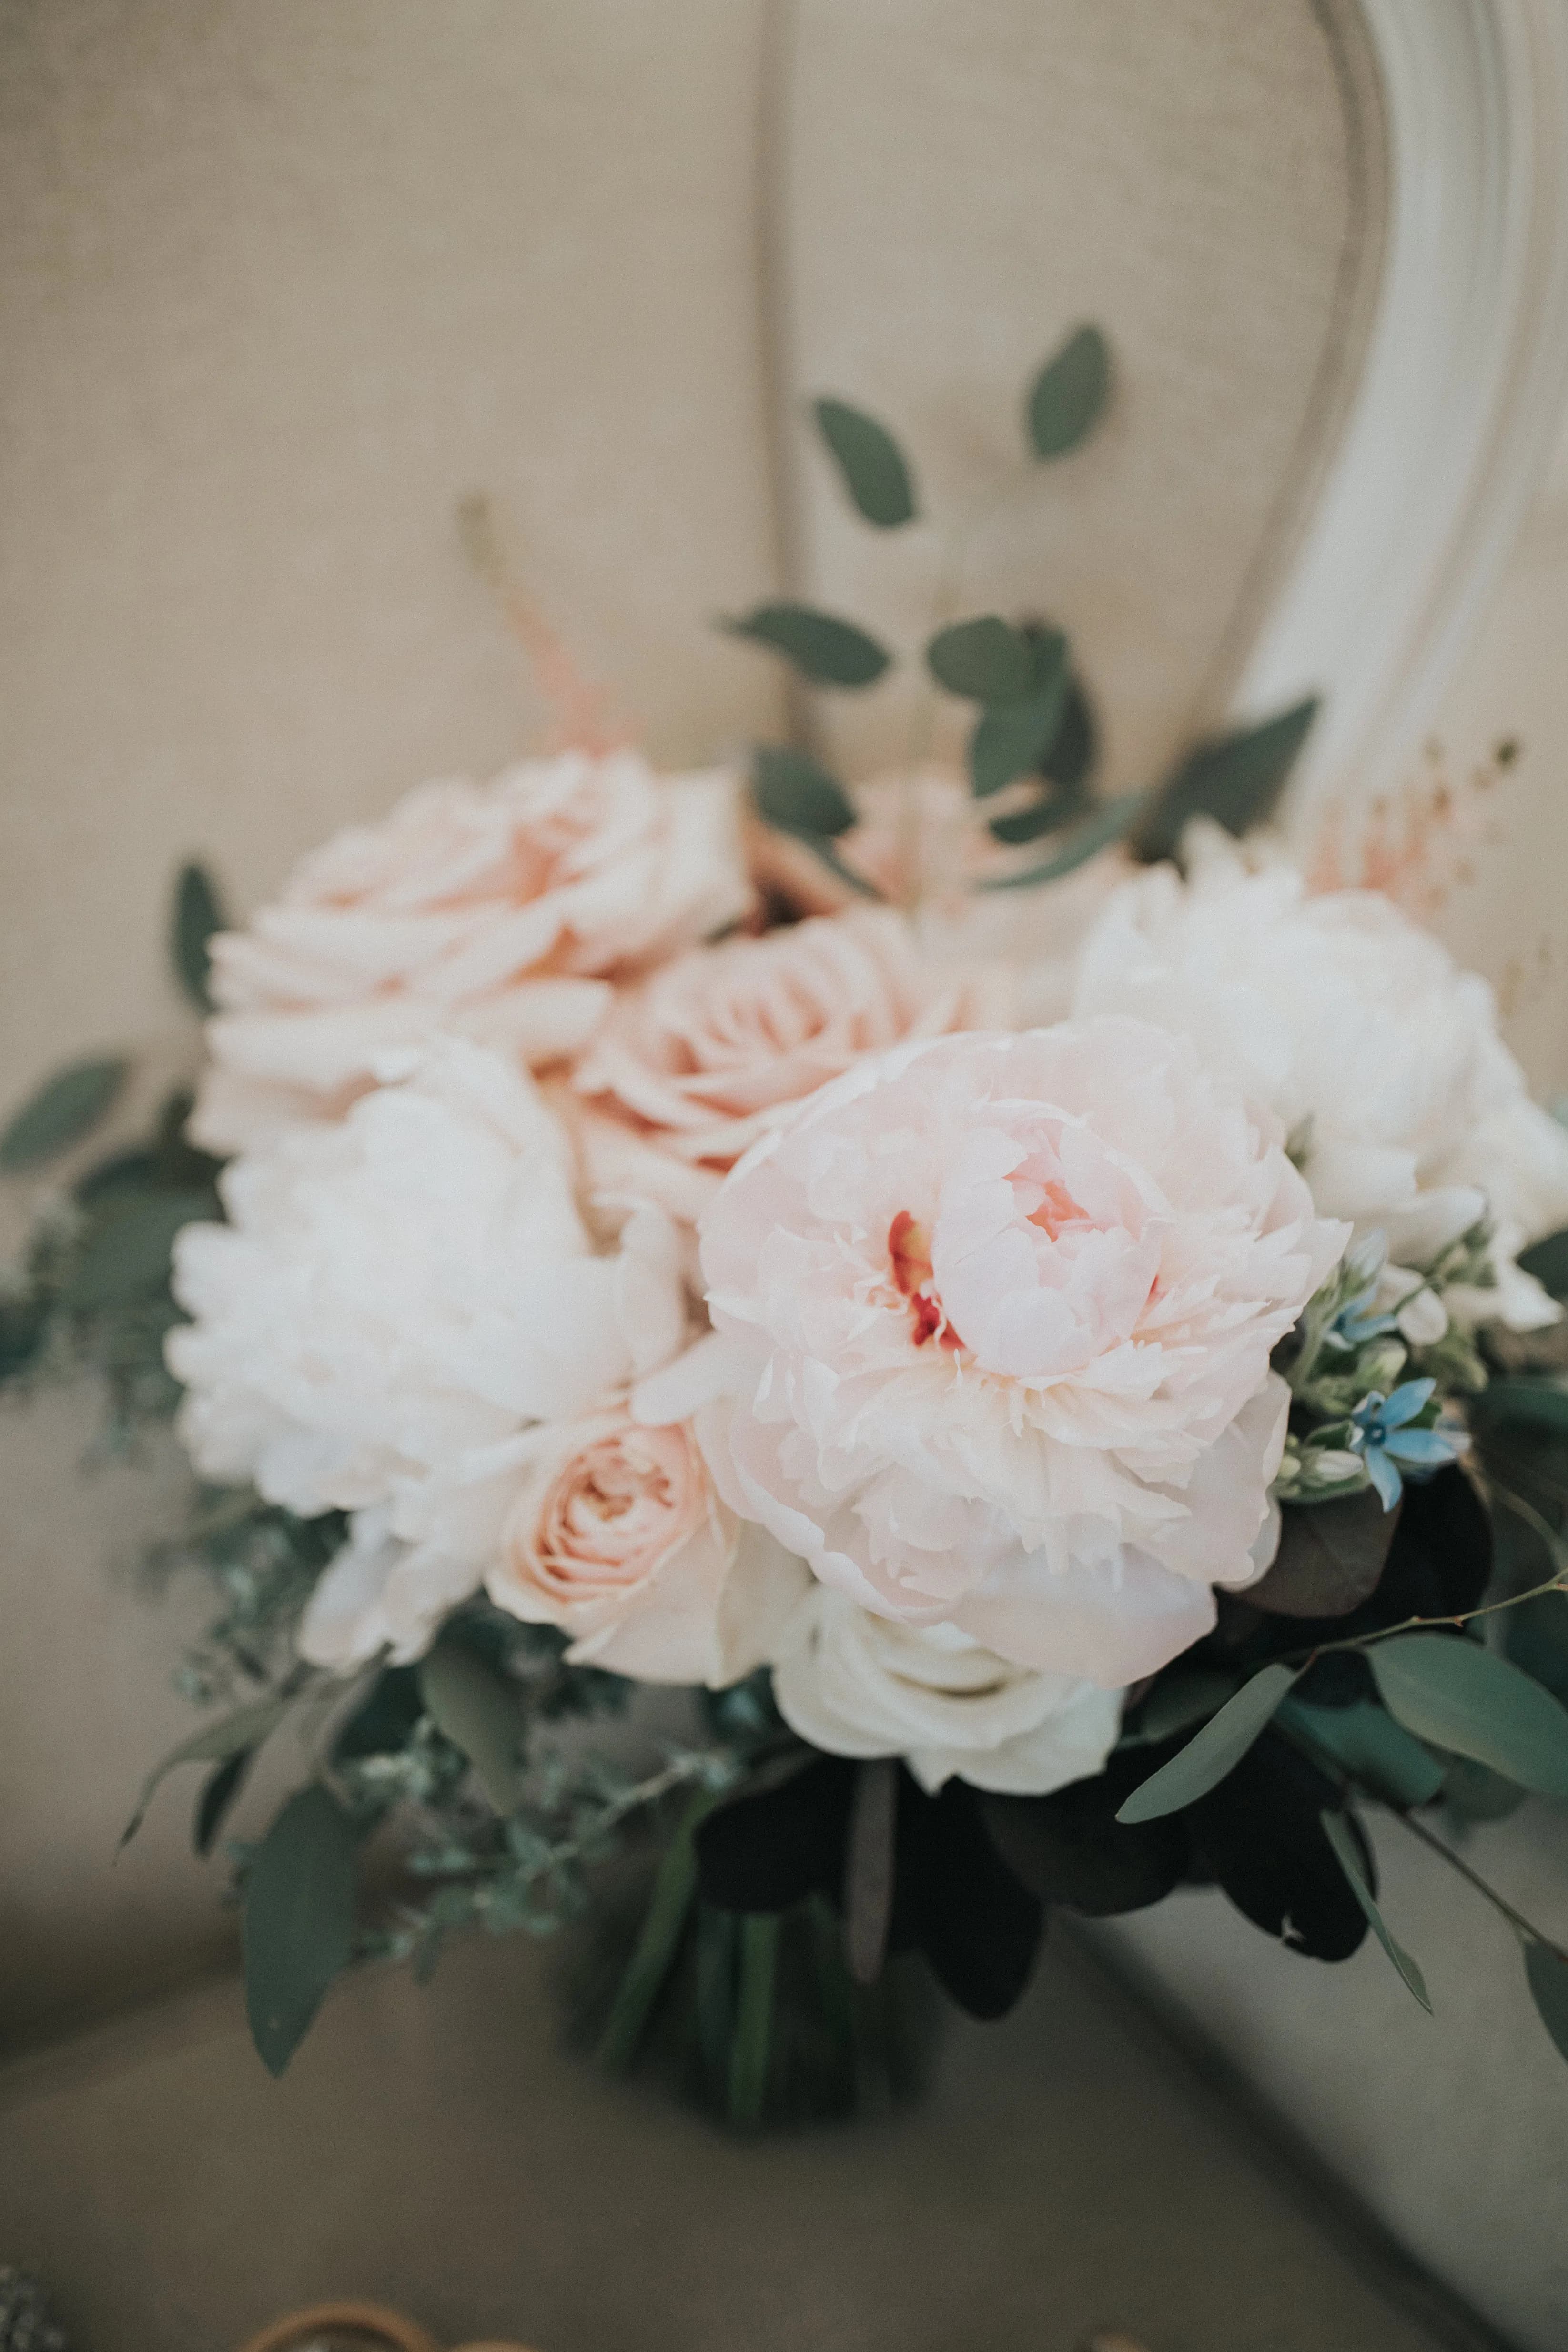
[1348,1379,1461,1509]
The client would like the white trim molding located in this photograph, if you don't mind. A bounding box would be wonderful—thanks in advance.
[1240,0,1568,823]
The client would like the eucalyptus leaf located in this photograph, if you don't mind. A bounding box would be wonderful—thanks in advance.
[728,1911,780,2128]
[1125,1667,1239,1747]
[1135,697,1318,864]
[1039,673,1097,789]
[1116,1662,1299,1823]
[1523,1936,1568,2065]
[243,1784,359,2076]
[979,789,1149,892]
[1475,1379,1568,1436]
[193,1746,255,1857]
[1504,1590,1568,1710]
[0,1058,128,1173]
[1440,1754,1527,1824]
[62,1188,215,1312]
[986,791,1083,846]
[969,667,1071,798]
[927,616,1037,703]
[812,397,917,527]
[172,860,227,1013]
[1279,1696,1444,1809]
[1367,1632,1568,1798]
[1026,323,1111,460]
[724,603,890,688]
[122,1692,294,1848]
[1519,1228,1568,1303]
[1249,1491,1399,1619]
[751,745,857,838]
[418,1636,526,1814]
[1320,1808,1433,2011]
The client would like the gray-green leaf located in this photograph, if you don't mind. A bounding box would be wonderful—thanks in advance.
[979,789,1149,892]
[0,1057,128,1173]
[122,1692,294,1848]
[1135,697,1318,864]
[1027,323,1111,460]
[1320,1808,1433,2011]
[724,603,890,688]
[1279,1695,1444,1809]
[243,1785,359,2076]
[1116,1662,1299,1823]
[1476,1379,1568,1436]
[927,615,1037,704]
[62,1188,215,1312]
[418,1636,526,1814]
[1249,1491,1400,1619]
[1367,1632,1568,1799]
[751,745,857,838]
[172,860,227,1013]
[812,397,917,527]
[969,641,1072,798]
[1523,1936,1568,2065]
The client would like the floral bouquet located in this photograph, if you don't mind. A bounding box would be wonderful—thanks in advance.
[7,331,1568,2128]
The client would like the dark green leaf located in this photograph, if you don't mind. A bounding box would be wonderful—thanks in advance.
[728,1911,779,2128]
[812,397,917,527]
[0,1058,128,1173]
[979,789,1148,892]
[1320,1809,1432,2011]
[1278,1696,1444,1808]
[1368,1632,1568,1798]
[986,790,1084,846]
[1504,1590,1568,1709]
[1519,1228,1568,1303]
[1440,1755,1527,1823]
[1026,323,1111,460]
[1124,1667,1239,1747]
[1523,1936,1568,2064]
[122,1693,293,1848]
[1038,673,1097,789]
[333,1664,425,1762]
[970,672,1072,805]
[172,860,227,1013]
[193,1747,254,1857]
[243,1785,359,2076]
[1474,1379,1568,1436]
[62,1188,215,1312]
[1135,697,1318,864]
[1116,1662,1299,1823]
[927,616,1036,703]
[597,1785,720,2074]
[751,745,857,838]
[723,603,890,688]
[1250,1491,1400,1619]
[418,1636,526,1814]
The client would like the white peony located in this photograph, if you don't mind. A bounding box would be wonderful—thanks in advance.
[1072,825,1568,1327]
[192,750,753,1153]
[168,1039,709,1669]
[771,1583,1122,1795]
[673,1019,1345,1689]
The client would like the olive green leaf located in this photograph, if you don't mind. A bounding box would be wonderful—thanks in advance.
[243,1785,360,2076]
[813,397,917,527]
[0,1058,128,1174]
[418,1635,527,1815]
[1367,1633,1568,1799]
[1135,697,1318,864]
[172,860,227,1013]
[62,1188,215,1312]
[1278,1695,1444,1809]
[927,615,1037,703]
[1320,1809,1433,2011]
[1027,323,1111,460]
[751,745,857,838]
[723,604,890,687]
[979,789,1149,892]
[1116,1662,1299,1823]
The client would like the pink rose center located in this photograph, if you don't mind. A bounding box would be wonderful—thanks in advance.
[529,1423,698,1600]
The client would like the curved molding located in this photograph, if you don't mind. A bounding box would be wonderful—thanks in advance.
[1242,0,1568,823]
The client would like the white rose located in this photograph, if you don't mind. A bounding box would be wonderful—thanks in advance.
[1072,824,1568,1327]
[771,1582,1123,1795]
[192,751,753,1153]
[168,1040,695,1667]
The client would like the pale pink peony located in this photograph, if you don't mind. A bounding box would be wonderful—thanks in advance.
[192,750,753,1153]
[570,906,1009,1219]
[681,1020,1346,1688]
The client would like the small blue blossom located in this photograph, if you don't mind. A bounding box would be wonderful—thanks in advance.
[1348,1378,1462,1509]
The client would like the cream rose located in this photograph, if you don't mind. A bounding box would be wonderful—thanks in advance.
[1072,824,1568,1327]
[571,906,1009,1217]
[168,1040,697,1668]
[771,1583,1123,1795]
[679,1020,1345,1688]
[192,750,753,1153]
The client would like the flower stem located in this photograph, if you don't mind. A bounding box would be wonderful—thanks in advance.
[1389,1807,1566,1957]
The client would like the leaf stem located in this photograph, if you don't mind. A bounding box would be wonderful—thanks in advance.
[1289,1568,1568,1669]
[1389,1807,1567,1958]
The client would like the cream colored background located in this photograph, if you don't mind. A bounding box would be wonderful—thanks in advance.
[2,4,1567,2343]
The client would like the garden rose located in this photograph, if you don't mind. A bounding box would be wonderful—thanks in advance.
[168,1040,696,1667]
[771,1583,1123,1795]
[192,750,753,1153]
[571,906,1009,1213]
[1072,825,1568,1327]
[688,1020,1346,1687]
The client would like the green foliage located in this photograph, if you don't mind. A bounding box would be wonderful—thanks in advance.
[1518,1226,1568,1302]
[417,1634,528,1815]
[729,1913,781,2128]
[1278,1696,1444,1810]
[751,745,857,838]
[1320,1809,1433,2012]
[926,615,1037,703]
[1368,1633,1568,1799]
[61,1188,215,1313]
[1251,1492,1399,1619]
[121,1690,296,1848]
[1116,1662,1299,1822]
[978,790,1148,893]
[812,398,917,527]
[243,1784,360,2076]
[0,1058,128,1173]
[193,1746,256,1857]
[172,861,227,1013]
[724,603,890,687]
[597,1786,720,2073]
[1026,323,1111,460]
[1134,698,1319,864]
